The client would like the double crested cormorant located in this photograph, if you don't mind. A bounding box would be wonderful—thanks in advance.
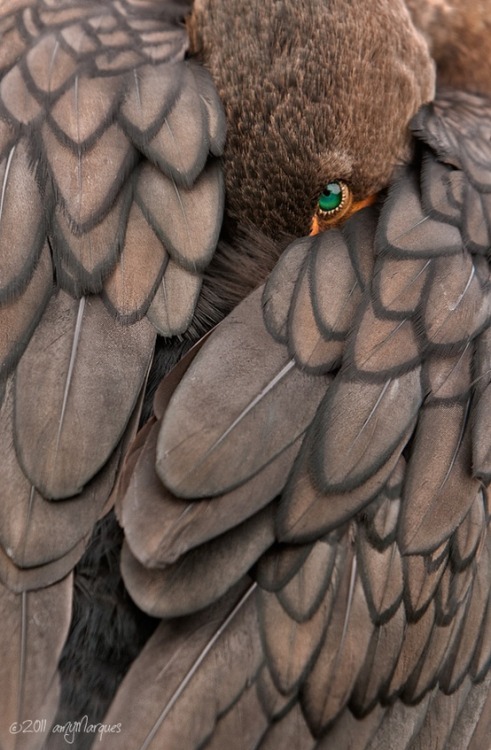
[0,1,489,748]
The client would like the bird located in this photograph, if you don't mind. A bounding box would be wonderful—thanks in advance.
[0,0,489,749]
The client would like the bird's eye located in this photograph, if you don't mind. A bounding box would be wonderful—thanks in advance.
[316,180,352,222]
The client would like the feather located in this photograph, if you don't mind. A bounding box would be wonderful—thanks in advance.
[256,704,315,750]
[313,369,421,492]
[202,681,268,750]
[420,155,461,225]
[142,62,213,188]
[102,200,168,323]
[278,429,410,543]
[342,205,377,290]
[364,458,404,549]
[51,184,132,296]
[398,403,480,554]
[387,601,435,698]
[447,673,491,750]
[436,562,474,626]
[119,62,185,139]
[254,543,314,593]
[471,564,491,681]
[96,582,263,750]
[0,140,45,303]
[377,169,462,259]
[407,679,472,750]
[423,254,489,350]
[403,544,449,620]
[0,575,72,749]
[0,63,42,124]
[277,537,338,622]
[288,252,344,373]
[471,323,491,478]
[14,291,155,498]
[309,229,361,339]
[121,505,274,618]
[351,604,406,716]
[121,420,300,566]
[350,299,420,376]
[48,72,122,148]
[0,240,53,379]
[316,705,386,750]
[42,122,137,231]
[462,184,490,253]
[357,529,403,623]
[262,237,311,344]
[0,376,116,569]
[24,32,77,96]
[373,256,430,317]
[302,553,374,734]
[258,541,347,694]
[0,538,86,594]
[440,540,489,693]
[404,597,468,703]
[135,158,223,273]
[157,286,330,498]
[255,664,296,720]
[365,692,432,750]
[452,493,486,570]
[423,346,473,404]
[146,260,202,336]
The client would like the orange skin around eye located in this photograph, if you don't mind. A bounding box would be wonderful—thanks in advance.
[310,194,377,235]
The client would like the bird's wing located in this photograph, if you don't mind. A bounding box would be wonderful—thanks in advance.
[108,89,491,749]
[0,0,224,743]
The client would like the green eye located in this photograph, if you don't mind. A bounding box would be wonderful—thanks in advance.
[315,179,352,227]
[318,181,343,212]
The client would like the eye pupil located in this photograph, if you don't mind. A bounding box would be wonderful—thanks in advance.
[318,181,343,212]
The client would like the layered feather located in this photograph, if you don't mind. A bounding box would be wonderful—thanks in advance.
[114,88,491,747]
[0,0,225,740]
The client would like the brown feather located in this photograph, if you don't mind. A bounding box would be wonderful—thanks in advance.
[423,254,489,349]
[278,429,410,543]
[0,241,53,379]
[0,139,45,302]
[258,540,347,695]
[374,256,430,316]
[97,582,263,750]
[398,403,479,554]
[302,551,374,734]
[357,529,403,622]
[256,703,315,750]
[262,237,311,344]
[352,604,406,715]
[121,505,274,618]
[157,286,330,498]
[0,576,72,748]
[14,291,155,498]
[289,255,344,372]
[121,421,300,566]
[310,230,361,339]
[314,370,421,492]
[102,201,168,322]
[146,261,203,336]
[351,300,420,375]
[255,664,296,720]
[387,602,435,698]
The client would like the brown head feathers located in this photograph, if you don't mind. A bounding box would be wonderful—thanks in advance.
[189,0,435,237]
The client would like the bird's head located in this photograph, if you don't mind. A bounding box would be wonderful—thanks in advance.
[189,0,435,238]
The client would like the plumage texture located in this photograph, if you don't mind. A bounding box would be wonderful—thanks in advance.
[0,0,224,741]
[1,0,491,748]
[114,88,491,747]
